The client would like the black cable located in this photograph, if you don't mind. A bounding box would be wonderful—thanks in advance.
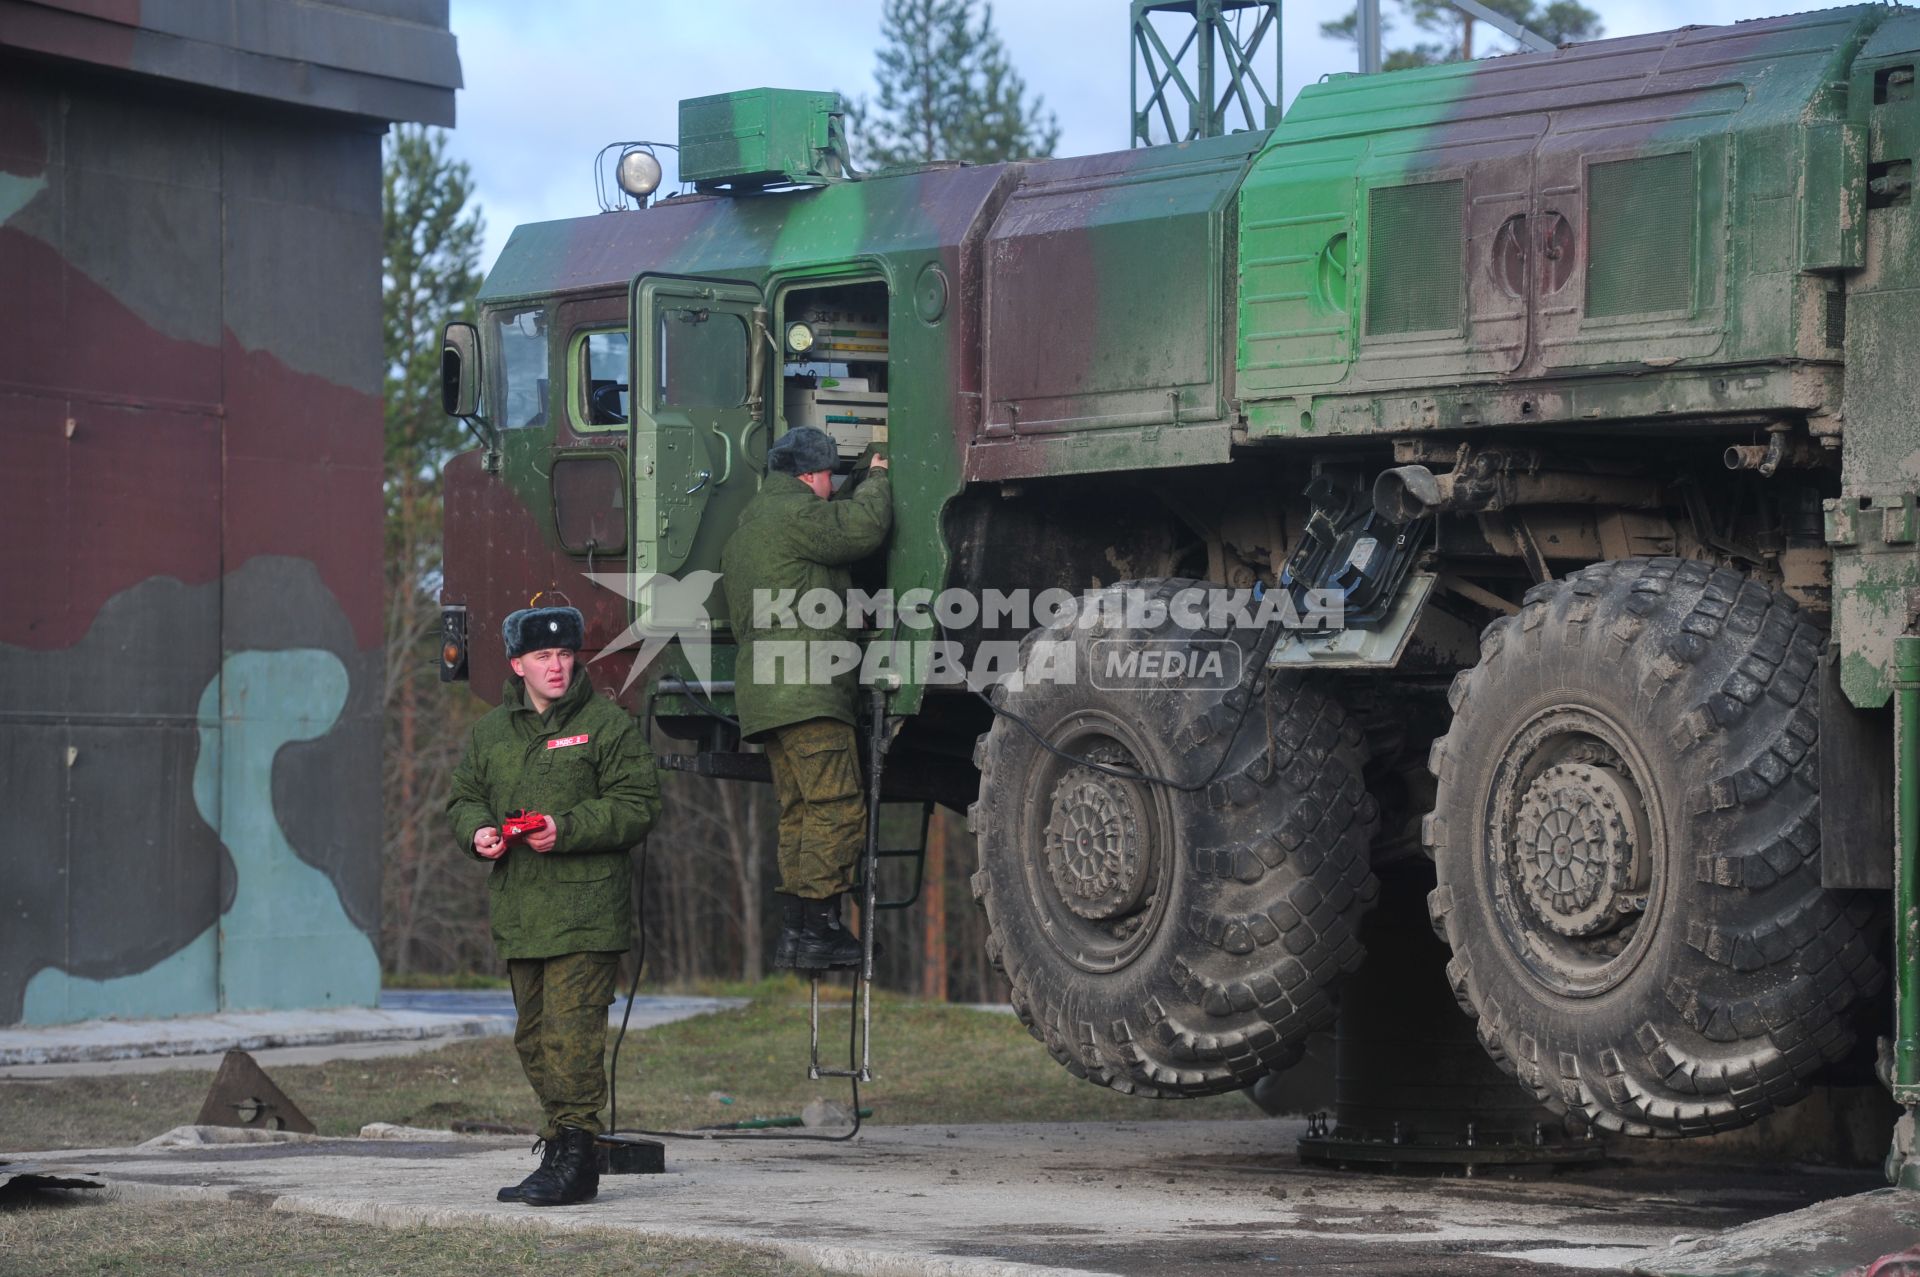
[606,845,864,1144]
[667,686,740,730]
[603,699,866,1145]
[605,593,1282,1141]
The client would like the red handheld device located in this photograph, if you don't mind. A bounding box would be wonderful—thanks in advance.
[501,810,548,840]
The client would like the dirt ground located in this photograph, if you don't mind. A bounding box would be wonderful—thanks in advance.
[0,1194,834,1277]
[12,1118,1888,1276]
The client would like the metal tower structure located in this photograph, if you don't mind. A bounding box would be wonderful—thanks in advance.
[1130,0,1282,147]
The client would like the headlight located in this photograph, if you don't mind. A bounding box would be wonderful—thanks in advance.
[616,148,663,199]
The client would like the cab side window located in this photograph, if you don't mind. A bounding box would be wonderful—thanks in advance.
[584,330,629,425]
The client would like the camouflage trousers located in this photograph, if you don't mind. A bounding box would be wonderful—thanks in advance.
[507,950,619,1139]
[764,718,867,900]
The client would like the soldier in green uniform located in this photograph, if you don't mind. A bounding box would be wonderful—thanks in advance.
[447,604,660,1207]
[721,427,892,970]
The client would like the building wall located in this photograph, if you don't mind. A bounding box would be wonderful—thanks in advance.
[0,56,391,1023]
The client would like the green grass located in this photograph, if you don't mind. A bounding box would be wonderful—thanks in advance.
[0,979,1248,1152]
[0,1194,839,1276]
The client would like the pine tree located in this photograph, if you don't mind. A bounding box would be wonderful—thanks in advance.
[852,0,1060,168]
[380,125,488,975]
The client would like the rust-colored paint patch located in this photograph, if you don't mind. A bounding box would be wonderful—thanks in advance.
[0,226,382,650]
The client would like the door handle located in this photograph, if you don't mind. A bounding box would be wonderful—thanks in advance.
[686,470,712,496]
[740,416,766,475]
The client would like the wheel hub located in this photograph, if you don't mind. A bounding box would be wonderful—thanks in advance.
[1512,762,1642,938]
[1043,766,1151,921]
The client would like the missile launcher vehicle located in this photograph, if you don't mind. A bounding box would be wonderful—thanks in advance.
[441,5,1920,1163]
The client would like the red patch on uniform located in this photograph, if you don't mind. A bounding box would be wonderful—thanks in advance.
[546,734,589,750]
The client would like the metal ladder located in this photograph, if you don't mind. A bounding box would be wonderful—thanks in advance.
[806,687,930,1082]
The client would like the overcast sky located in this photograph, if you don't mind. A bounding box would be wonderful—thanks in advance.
[443,0,1820,272]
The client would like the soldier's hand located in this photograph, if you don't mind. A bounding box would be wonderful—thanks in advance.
[869,453,889,471]
[474,827,505,859]
[527,815,559,854]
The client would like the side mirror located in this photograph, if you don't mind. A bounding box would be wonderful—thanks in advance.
[442,321,481,418]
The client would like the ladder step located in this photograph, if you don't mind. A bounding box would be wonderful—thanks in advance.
[852,801,934,910]
[805,687,890,1084]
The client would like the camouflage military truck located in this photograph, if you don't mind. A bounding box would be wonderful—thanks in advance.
[442,6,1920,1154]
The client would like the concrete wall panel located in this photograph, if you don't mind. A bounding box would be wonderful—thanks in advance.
[63,721,227,979]
[0,30,420,1022]
[274,654,382,938]
[223,192,382,390]
[0,393,72,646]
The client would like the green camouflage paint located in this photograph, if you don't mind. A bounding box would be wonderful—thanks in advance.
[678,90,847,190]
[1237,6,1880,433]
[447,5,1920,721]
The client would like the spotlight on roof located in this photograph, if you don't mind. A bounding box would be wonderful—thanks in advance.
[617,147,663,200]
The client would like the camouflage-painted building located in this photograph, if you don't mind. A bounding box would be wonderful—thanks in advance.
[0,1,459,1024]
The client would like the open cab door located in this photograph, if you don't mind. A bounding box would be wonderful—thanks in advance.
[629,274,766,652]
[630,274,765,576]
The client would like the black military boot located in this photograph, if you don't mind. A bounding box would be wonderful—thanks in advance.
[496,1135,558,1203]
[522,1125,599,1207]
[788,894,865,971]
[771,892,804,969]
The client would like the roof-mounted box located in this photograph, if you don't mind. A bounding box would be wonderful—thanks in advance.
[678,89,850,190]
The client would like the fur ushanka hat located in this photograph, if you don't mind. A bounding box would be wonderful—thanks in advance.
[766,426,838,476]
[502,605,584,658]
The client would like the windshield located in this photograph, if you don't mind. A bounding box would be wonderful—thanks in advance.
[493,306,550,429]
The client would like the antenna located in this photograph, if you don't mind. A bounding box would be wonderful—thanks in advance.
[1130,0,1282,148]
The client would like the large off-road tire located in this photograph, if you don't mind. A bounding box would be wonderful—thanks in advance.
[1426,558,1886,1138]
[970,579,1380,1098]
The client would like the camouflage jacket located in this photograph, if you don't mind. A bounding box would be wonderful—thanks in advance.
[446,669,660,958]
[721,469,892,741]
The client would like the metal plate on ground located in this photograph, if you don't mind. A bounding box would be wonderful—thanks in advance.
[0,1161,106,1194]
[194,1048,315,1133]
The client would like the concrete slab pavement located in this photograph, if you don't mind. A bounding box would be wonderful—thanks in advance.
[14,1118,1888,1277]
[0,1006,509,1069]
[379,988,748,1029]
